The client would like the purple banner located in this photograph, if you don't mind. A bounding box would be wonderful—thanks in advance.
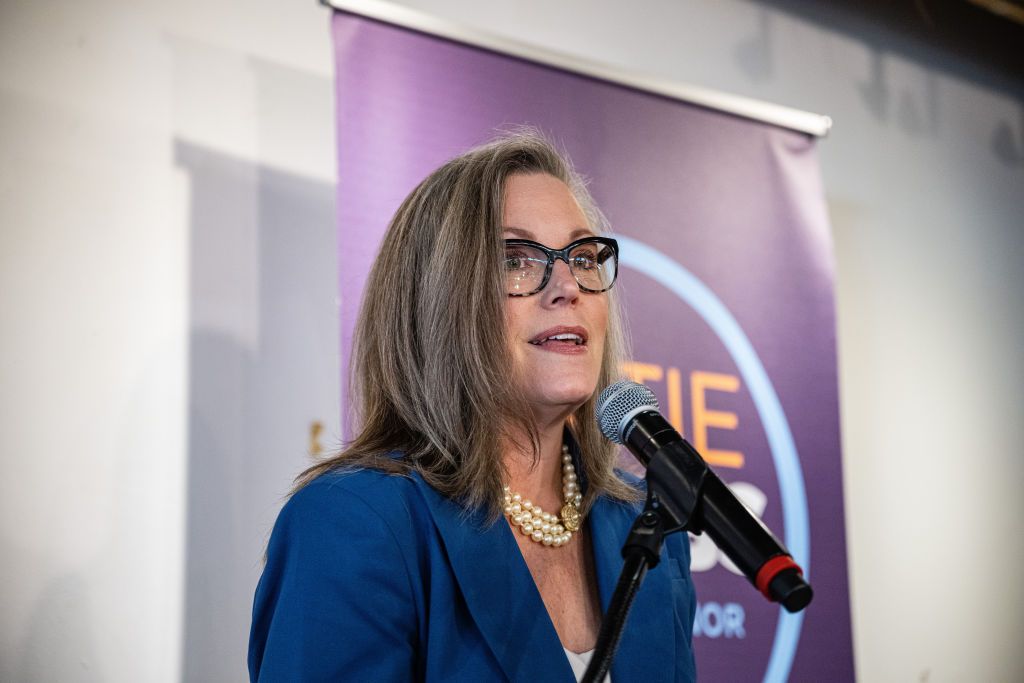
[333,10,853,682]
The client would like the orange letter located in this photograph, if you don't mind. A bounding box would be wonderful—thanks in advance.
[622,361,663,385]
[691,371,744,468]
[666,367,684,435]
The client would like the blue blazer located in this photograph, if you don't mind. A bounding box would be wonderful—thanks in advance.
[249,466,697,681]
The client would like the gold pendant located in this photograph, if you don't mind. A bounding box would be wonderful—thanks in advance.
[560,502,581,532]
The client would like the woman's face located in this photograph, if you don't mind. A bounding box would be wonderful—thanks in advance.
[503,173,609,416]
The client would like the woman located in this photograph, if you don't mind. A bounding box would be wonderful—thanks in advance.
[248,132,697,682]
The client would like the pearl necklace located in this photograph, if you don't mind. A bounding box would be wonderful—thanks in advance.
[503,444,584,548]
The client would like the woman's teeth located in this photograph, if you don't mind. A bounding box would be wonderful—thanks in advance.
[530,334,584,346]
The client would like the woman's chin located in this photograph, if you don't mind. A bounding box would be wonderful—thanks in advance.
[525,385,597,416]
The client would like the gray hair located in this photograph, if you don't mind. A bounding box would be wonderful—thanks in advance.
[296,129,637,516]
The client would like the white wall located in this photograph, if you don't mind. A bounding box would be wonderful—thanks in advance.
[2,0,1022,681]
[0,1,337,681]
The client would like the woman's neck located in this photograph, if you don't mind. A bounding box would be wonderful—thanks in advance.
[502,417,570,516]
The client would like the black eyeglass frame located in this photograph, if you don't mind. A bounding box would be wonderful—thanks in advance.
[504,236,620,297]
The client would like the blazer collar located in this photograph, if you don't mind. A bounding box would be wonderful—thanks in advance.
[412,450,677,682]
[588,494,677,683]
[567,432,677,681]
[415,478,574,681]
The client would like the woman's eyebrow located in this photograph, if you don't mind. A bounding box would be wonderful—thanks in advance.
[502,226,595,240]
[501,226,534,239]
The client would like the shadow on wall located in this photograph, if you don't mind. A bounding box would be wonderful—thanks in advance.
[734,7,774,83]
[749,0,1024,95]
[991,114,1024,166]
[174,141,338,682]
[730,0,1024,166]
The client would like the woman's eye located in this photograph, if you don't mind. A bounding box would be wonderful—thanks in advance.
[504,257,520,270]
[572,252,598,270]
[505,252,531,270]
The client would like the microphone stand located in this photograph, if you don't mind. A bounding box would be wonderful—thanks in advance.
[581,443,707,683]
[579,496,676,683]
[582,426,813,682]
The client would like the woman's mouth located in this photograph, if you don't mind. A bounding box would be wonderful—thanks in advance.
[530,332,584,346]
[528,327,588,352]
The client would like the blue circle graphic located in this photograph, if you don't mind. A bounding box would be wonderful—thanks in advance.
[617,235,809,683]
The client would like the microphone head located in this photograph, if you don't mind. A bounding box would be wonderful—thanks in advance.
[596,380,659,445]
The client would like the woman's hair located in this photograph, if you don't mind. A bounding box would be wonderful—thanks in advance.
[296,129,638,517]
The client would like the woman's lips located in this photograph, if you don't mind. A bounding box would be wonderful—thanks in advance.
[528,326,588,346]
[528,337,589,355]
[528,339,585,356]
[527,326,589,354]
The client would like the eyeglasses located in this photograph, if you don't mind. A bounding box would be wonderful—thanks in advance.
[504,236,619,297]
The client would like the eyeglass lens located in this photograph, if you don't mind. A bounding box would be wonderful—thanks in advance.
[505,240,617,295]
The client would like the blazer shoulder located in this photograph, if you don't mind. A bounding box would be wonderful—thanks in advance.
[252,468,425,681]
[280,467,426,544]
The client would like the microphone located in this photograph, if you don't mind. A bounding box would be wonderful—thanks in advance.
[596,380,813,613]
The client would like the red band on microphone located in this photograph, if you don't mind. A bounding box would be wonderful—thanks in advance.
[755,555,802,600]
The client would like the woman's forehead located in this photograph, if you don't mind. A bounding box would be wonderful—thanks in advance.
[502,174,591,244]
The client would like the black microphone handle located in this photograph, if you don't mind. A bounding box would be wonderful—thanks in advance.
[623,410,813,612]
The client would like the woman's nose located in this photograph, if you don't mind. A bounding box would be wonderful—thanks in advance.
[543,259,580,305]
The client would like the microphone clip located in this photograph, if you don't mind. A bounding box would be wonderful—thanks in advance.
[642,440,710,536]
[621,440,709,568]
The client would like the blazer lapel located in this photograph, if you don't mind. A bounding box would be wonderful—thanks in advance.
[589,495,677,683]
[414,477,575,682]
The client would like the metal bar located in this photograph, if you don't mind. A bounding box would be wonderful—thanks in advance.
[322,0,833,137]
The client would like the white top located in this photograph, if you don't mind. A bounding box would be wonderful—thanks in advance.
[564,648,611,683]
